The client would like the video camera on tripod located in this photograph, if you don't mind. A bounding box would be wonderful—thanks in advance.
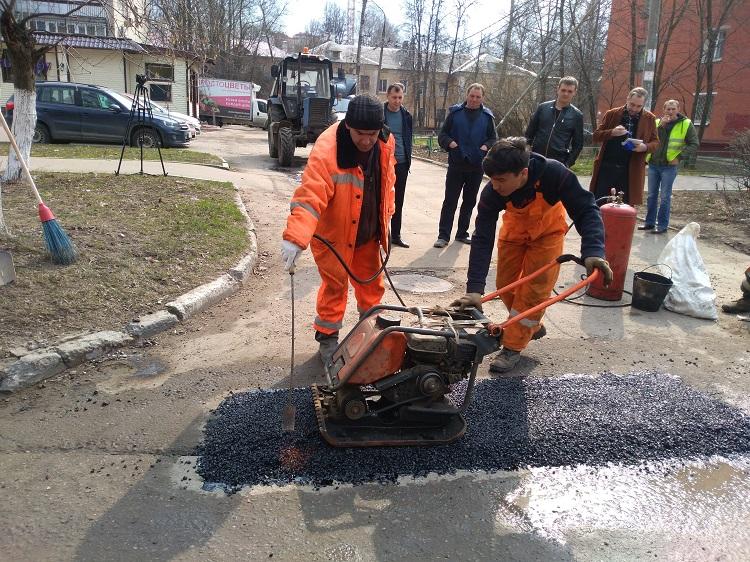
[115,71,167,176]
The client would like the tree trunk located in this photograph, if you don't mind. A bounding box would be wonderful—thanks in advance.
[1,7,43,182]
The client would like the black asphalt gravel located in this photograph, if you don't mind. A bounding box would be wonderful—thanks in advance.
[196,372,750,491]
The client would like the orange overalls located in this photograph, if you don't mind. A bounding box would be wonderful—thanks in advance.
[283,123,396,336]
[496,184,567,351]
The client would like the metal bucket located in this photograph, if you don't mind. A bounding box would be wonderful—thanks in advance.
[631,265,673,312]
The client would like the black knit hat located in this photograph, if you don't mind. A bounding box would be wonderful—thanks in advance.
[345,94,384,130]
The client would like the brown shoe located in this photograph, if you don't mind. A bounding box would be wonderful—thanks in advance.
[722,298,750,314]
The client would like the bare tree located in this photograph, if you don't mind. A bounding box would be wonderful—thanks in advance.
[691,0,738,142]
[0,0,98,182]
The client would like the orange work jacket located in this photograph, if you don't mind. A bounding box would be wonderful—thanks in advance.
[283,122,396,263]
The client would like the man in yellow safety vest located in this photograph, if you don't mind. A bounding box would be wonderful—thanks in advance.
[639,99,699,234]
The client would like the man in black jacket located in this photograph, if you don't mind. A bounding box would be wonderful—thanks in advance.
[525,76,584,167]
[451,138,612,372]
[383,83,413,248]
[434,83,497,247]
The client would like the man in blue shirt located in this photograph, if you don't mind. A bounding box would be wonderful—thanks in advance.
[383,83,413,248]
[435,83,497,247]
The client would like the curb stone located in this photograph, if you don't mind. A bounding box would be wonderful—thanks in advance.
[0,186,258,393]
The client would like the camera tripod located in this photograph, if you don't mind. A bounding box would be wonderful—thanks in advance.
[115,77,167,176]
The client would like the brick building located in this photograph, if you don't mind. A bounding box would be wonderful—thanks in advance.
[598,0,750,150]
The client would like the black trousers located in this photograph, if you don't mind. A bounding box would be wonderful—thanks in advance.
[438,166,485,240]
[594,161,630,203]
[390,161,410,239]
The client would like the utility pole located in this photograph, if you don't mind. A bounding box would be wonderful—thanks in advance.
[355,0,368,91]
[371,1,387,95]
[642,0,662,111]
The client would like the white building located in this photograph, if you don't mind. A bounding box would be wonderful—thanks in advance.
[1,1,201,116]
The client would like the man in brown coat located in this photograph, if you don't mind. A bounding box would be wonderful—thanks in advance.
[590,87,659,205]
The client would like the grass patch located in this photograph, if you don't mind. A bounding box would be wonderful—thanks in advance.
[0,172,248,354]
[0,142,225,166]
[571,154,738,177]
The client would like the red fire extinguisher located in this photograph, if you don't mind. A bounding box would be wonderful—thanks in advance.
[589,192,637,301]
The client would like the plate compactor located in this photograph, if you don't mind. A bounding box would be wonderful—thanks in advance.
[312,255,600,447]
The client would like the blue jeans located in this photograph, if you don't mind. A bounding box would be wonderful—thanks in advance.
[645,164,679,229]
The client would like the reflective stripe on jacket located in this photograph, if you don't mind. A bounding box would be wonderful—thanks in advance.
[283,122,396,262]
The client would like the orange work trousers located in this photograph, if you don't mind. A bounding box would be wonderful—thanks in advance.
[311,238,384,335]
[495,193,567,351]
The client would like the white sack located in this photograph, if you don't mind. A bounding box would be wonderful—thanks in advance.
[657,222,718,320]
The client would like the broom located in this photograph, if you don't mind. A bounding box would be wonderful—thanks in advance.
[0,110,77,265]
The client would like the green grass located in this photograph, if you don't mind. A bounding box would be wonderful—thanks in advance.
[570,153,737,177]
[0,142,225,166]
[0,172,247,353]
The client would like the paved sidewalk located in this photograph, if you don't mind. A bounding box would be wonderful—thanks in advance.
[0,155,732,192]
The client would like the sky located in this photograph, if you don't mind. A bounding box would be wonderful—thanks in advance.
[283,0,513,50]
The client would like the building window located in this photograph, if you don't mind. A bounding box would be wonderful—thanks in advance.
[400,79,408,93]
[635,43,646,72]
[378,78,387,93]
[330,50,340,60]
[439,82,447,96]
[150,83,172,102]
[1,50,12,82]
[145,63,174,82]
[435,108,446,124]
[693,92,715,125]
[712,28,726,61]
[359,75,370,91]
[702,29,727,63]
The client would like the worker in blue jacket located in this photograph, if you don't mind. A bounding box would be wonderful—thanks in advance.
[434,83,497,248]
[452,137,612,372]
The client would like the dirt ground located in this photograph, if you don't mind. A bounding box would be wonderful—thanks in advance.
[0,173,247,356]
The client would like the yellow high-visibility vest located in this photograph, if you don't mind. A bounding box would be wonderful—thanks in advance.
[647,117,691,163]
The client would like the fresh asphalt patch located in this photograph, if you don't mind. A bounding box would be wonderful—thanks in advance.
[196,372,750,491]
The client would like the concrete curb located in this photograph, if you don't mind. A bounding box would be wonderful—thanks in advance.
[0,186,258,393]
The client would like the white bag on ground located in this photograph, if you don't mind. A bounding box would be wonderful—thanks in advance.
[657,222,718,320]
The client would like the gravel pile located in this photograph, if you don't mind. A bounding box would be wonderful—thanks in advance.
[196,372,750,491]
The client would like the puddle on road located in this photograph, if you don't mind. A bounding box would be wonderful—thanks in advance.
[505,456,750,547]
[96,354,169,393]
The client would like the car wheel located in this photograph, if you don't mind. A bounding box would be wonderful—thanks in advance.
[33,124,51,144]
[278,127,295,166]
[131,128,161,148]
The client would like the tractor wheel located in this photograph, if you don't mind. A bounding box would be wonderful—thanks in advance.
[277,127,295,167]
[267,125,278,158]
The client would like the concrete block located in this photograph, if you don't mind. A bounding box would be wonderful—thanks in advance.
[126,310,180,338]
[228,252,257,283]
[0,351,67,392]
[165,274,239,320]
[55,331,133,367]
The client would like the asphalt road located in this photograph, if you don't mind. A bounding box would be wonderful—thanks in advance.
[1,126,748,561]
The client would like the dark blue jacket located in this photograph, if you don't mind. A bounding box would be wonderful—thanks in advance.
[438,103,496,169]
[384,102,413,167]
[466,154,605,294]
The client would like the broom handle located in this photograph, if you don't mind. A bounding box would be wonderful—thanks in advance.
[0,110,44,205]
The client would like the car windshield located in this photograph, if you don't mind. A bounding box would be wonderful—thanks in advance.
[333,98,350,113]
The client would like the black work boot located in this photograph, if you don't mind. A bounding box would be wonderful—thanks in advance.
[315,331,339,366]
[721,296,750,314]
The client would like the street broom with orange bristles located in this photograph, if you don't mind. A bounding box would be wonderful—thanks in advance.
[0,111,77,265]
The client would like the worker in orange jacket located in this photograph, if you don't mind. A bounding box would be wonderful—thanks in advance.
[281,95,396,364]
[452,138,612,372]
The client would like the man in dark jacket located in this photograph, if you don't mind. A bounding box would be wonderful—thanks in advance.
[434,83,497,247]
[451,138,612,372]
[383,83,413,247]
[525,76,584,167]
